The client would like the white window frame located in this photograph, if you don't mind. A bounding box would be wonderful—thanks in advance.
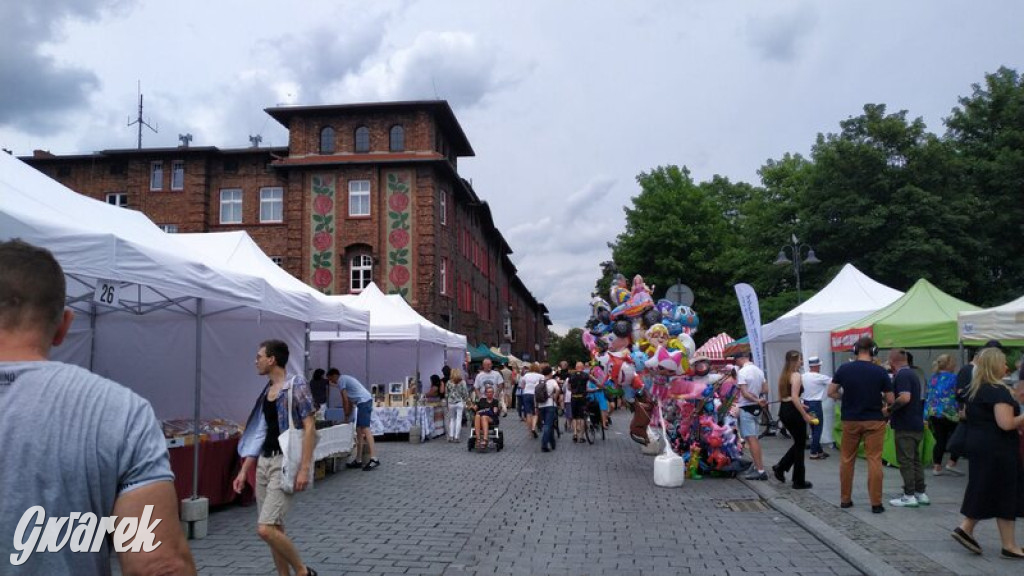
[159,224,178,233]
[171,160,185,190]
[350,254,373,293]
[106,193,128,208]
[260,187,284,223]
[219,188,243,224]
[348,180,370,217]
[150,161,163,190]
[440,258,448,295]
[439,189,447,226]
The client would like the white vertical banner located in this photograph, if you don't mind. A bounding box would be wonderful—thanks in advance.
[734,283,764,369]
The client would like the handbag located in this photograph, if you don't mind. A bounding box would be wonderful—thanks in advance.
[278,377,313,494]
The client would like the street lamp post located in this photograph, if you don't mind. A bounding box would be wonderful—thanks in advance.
[773,234,820,304]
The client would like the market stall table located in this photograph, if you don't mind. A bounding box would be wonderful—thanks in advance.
[370,405,445,440]
[168,436,252,507]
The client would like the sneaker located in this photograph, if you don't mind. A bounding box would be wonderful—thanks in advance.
[890,494,919,507]
[944,465,964,476]
[362,458,380,471]
[744,470,768,481]
[345,461,363,469]
[932,468,946,476]
[915,493,930,505]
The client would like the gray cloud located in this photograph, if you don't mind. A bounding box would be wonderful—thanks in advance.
[563,176,616,215]
[0,0,135,134]
[747,5,818,62]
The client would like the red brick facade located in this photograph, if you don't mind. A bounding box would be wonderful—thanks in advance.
[23,101,550,360]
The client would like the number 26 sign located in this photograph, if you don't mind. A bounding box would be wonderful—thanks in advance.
[93,281,121,307]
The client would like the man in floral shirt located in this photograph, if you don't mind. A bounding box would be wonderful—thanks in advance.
[234,340,319,576]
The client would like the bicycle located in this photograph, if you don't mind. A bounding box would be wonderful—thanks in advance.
[758,401,790,440]
[585,397,605,443]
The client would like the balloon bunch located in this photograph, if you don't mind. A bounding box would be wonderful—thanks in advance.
[582,271,749,477]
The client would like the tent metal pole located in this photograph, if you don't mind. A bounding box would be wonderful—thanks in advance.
[192,298,203,500]
[416,340,421,394]
[365,331,370,387]
[304,323,311,379]
[88,302,97,371]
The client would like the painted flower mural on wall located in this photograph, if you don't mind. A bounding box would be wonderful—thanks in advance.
[385,170,414,300]
[310,174,335,294]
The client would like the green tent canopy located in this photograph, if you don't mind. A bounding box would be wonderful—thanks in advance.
[468,344,507,363]
[830,278,980,350]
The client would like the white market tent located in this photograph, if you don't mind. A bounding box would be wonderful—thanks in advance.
[761,264,903,443]
[310,283,467,392]
[958,295,1024,347]
[0,153,370,427]
[385,293,468,369]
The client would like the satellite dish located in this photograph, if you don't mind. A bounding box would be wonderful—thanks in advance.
[665,283,695,306]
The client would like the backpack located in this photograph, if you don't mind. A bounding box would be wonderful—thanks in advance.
[534,378,550,404]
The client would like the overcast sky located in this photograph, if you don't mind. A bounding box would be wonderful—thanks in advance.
[2,0,1022,334]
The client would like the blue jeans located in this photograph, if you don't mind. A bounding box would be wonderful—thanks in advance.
[540,406,557,450]
[806,400,824,454]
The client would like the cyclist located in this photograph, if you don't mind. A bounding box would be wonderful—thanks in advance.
[587,366,610,430]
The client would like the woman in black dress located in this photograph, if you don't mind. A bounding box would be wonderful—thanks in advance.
[951,348,1024,559]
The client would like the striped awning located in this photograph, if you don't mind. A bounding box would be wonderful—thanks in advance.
[694,332,735,360]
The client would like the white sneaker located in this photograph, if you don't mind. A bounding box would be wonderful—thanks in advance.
[915,492,930,505]
[944,465,964,476]
[890,494,919,507]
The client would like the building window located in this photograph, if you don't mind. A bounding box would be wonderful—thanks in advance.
[150,161,163,190]
[348,180,370,217]
[271,256,284,267]
[354,126,370,153]
[439,189,447,226]
[106,193,128,208]
[440,258,448,295]
[389,125,405,152]
[320,126,335,154]
[260,187,284,223]
[159,224,178,233]
[171,160,184,190]
[351,254,373,292]
[220,188,243,224]
[223,159,239,173]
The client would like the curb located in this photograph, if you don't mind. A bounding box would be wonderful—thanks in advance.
[741,478,903,576]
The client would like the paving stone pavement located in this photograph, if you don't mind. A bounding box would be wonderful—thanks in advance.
[173,414,862,576]
[755,434,1011,576]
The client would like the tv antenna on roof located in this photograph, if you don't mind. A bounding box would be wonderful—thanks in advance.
[249,134,263,148]
[127,81,158,150]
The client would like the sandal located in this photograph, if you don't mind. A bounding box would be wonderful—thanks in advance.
[362,458,380,471]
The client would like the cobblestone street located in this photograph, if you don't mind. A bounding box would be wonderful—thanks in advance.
[185,417,860,576]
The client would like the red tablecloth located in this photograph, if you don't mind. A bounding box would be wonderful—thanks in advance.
[168,437,252,507]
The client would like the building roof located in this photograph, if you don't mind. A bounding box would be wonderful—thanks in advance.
[264,100,475,157]
[23,146,287,162]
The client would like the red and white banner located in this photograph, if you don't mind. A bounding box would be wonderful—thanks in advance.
[830,327,874,352]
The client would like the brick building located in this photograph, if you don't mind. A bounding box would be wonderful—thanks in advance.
[23,101,550,360]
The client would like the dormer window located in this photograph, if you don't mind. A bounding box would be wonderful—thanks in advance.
[320,126,335,154]
[389,125,405,152]
[355,126,370,153]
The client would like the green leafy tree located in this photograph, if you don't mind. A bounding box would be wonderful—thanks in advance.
[944,66,1024,305]
[547,327,590,365]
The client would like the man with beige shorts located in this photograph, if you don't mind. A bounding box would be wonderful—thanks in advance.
[234,340,319,576]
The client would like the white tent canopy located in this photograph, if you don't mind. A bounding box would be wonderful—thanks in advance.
[760,264,903,444]
[0,153,370,427]
[958,295,1024,346]
[309,283,467,392]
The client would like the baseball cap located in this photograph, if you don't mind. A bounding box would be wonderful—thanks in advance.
[808,356,821,366]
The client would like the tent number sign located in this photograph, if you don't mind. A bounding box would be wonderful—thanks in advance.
[93,281,122,307]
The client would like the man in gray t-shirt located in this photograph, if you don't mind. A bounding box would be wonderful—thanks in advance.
[0,240,194,575]
[473,359,505,396]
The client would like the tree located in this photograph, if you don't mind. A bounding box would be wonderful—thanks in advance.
[547,327,590,365]
[609,166,737,338]
[944,66,1024,305]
